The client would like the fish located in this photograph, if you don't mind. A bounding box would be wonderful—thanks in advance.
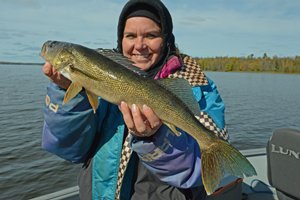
[39,40,257,195]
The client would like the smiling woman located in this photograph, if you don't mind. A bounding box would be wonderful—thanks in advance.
[40,0,231,200]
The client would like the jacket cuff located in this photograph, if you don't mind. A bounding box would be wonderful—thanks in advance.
[129,125,175,156]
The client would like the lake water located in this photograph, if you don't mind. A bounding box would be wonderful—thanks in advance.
[0,65,299,199]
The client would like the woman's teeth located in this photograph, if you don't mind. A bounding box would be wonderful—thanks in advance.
[135,54,150,58]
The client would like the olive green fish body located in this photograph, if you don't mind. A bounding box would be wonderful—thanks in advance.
[40,41,257,195]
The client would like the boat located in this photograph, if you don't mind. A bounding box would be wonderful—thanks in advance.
[30,128,300,200]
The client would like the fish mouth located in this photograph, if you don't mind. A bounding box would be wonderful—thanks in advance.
[39,42,48,58]
[39,41,58,59]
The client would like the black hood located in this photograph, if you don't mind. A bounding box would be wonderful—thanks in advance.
[117,0,176,78]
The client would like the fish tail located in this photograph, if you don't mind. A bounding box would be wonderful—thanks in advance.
[200,138,257,195]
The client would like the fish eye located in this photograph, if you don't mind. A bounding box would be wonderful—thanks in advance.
[49,41,57,48]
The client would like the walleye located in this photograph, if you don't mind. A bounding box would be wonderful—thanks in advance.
[40,40,256,195]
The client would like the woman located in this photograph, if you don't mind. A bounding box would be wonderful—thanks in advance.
[42,0,229,199]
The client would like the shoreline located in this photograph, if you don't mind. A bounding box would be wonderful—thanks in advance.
[0,62,44,65]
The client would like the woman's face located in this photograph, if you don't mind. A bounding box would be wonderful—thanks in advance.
[122,17,163,71]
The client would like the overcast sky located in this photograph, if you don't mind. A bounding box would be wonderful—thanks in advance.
[0,0,299,63]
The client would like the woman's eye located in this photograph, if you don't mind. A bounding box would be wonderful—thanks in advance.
[125,34,135,39]
[147,34,156,38]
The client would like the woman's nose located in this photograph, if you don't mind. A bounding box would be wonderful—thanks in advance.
[135,37,147,50]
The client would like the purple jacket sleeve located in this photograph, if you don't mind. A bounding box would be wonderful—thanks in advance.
[42,82,99,163]
[130,125,203,188]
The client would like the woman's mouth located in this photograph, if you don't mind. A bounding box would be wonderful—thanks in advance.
[134,54,150,59]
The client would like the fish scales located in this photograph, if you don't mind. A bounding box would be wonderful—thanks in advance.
[71,44,199,133]
[40,41,257,195]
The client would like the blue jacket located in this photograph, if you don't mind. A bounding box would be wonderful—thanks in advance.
[42,57,227,200]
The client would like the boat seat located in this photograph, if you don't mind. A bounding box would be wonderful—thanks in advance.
[267,128,300,200]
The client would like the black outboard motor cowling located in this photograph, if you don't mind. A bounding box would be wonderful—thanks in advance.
[267,128,300,200]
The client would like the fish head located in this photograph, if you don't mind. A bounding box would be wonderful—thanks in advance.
[39,41,74,72]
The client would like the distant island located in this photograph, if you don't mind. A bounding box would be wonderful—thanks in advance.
[194,54,300,74]
[0,61,44,65]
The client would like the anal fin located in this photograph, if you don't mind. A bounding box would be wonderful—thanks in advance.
[86,90,99,113]
[162,121,181,137]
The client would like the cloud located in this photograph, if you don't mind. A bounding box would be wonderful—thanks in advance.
[234,35,242,38]
[178,16,214,26]
[249,46,260,49]
[11,33,25,37]
[1,0,41,9]
[0,28,40,41]
[93,39,111,46]
[186,17,206,22]
[48,31,60,35]
[206,17,217,21]
[3,52,18,56]
[259,42,271,44]
[0,33,11,39]
[22,46,41,51]
[11,44,41,51]
[93,41,111,46]
[171,0,300,38]
[178,21,201,26]
[0,28,15,32]
[0,28,14,39]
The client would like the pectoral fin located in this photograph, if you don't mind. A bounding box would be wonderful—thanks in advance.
[162,121,181,137]
[86,90,99,113]
[63,82,82,104]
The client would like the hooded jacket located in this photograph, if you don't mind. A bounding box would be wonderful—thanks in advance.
[41,0,228,199]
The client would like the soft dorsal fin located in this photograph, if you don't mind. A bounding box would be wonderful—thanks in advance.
[155,78,201,116]
[94,48,148,77]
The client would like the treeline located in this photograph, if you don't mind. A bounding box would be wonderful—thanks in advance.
[194,55,300,74]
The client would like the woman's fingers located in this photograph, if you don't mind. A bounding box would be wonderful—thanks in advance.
[131,104,148,133]
[42,62,71,90]
[119,102,162,137]
[142,104,162,130]
[119,101,135,130]
[42,62,53,77]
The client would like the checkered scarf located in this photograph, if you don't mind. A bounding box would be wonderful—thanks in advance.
[115,56,229,199]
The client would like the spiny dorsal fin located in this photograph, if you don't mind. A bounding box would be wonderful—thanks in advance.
[155,78,201,116]
[94,48,148,77]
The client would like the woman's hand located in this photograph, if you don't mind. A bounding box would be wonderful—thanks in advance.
[43,62,71,90]
[119,101,162,137]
